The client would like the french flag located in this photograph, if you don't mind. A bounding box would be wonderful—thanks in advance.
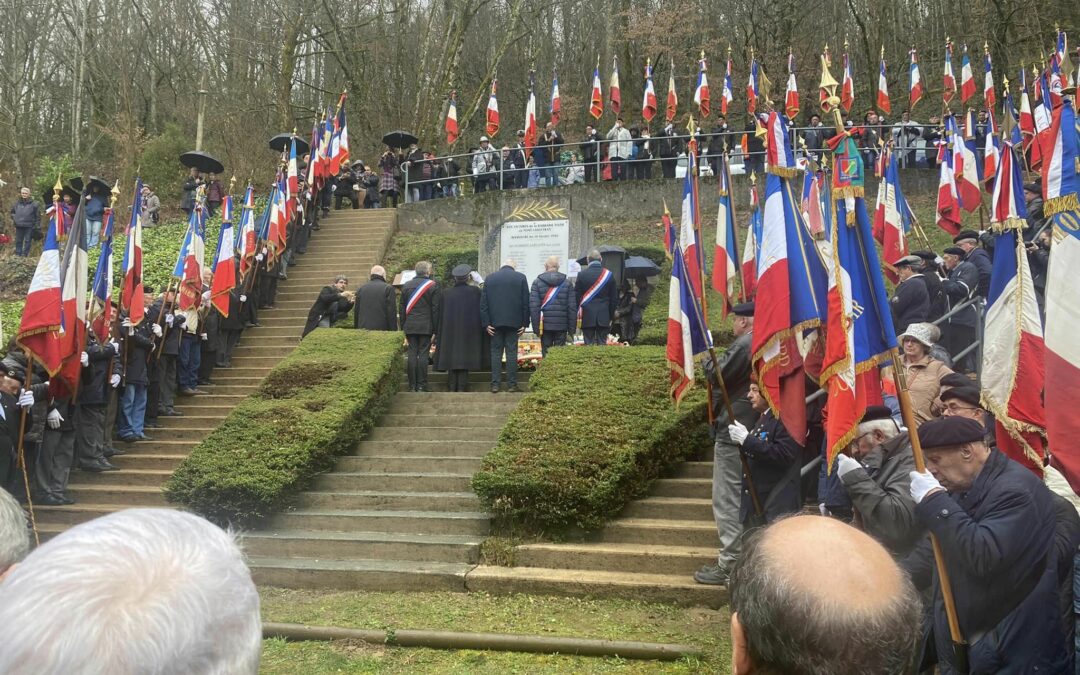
[909,49,924,110]
[1018,70,1035,155]
[235,186,258,281]
[327,93,348,176]
[982,109,1001,194]
[746,58,759,114]
[784,52,800,120]
[316,108,334,181]
[942,41,956,103]
[878,149,913,283]
[721,56,733,116]
[89,200,115,342]
[983,46,996,110]
[589,66,603,119]
[679,139,704,299]
[608,56,621,116]
[741,181,761,299]
[485,79,500,137]
[210,194,237,317]
[695,56,710,118]
[667,237,713,405]
[841,52,854,113]
[17,192,66,377]
[177,199,207,311]
[121,179,145,326]
[935,118,962,235]
[642,60,657,123]
[712,151,739,312]
[800,164,826,239]
[665,58,678,123]
[57,194,94,397]
[306,120,321,189]
[524,73,538,152]
[445,92,459,145]
[267,175,289,264]
[1042,98,1080,492]
[550,71,561,125]
[956,110,983,211]
[1030,72,1053,170]
[983,139,1047,475]
[960,44,976,103]
[1048,31,1066,108]
[286,138,299,222]
[877,56,891,115]
[662,201,676,258]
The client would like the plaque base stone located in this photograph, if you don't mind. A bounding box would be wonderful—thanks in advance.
[478,195,593,286]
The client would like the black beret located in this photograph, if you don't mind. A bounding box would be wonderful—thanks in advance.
[940,385,981,408]
[940,373,973,389]
[451,264,472,278]
[860,405,894,423]
[953,230,979,243]
[144,284,155,294]
[732,302,755,317]
[918,416,985,450]
[943,246,965,256]
[1023,181,1041,193]
[911,250,938,262]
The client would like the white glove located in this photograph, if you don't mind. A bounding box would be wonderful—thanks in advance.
[261,247,268,256]
[121,317,132,328]
[80,351,89,366]
[201,290,211,304]
[239,294,247,303]
[727,422,749,445]
[836,454,862,478]
[109,340,119,353]
[110,373,121,388]
[165,313,175,326]
[909,470,944,503]
[151,323,163,337]
[200,333,208,341]
[255,253,264,262]
[330,184,337,192]
[46,408,63,429]
[17,391,34,408]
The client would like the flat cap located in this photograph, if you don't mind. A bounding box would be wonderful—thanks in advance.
[911,250,938,262]
[918,416,985,450]
[451,263,472,278]
[943,246,965,256]
[953,230,980,243]
[860,405,895,424]
[940,385,981,408]
[732,302,755,317]
[895,254,923,268]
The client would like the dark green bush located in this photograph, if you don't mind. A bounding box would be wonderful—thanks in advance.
[165,329,404,524]
[472,346,709,535]
[381,231,478,283]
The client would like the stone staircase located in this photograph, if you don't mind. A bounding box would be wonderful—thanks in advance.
[31,209,397,539]
[244,370,529,590]
[466,460,725,607]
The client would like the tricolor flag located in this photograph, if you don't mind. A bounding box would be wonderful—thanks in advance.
[666,59,679,123]
[942,41,957,104]
[256,182,278,259]
[667,233,713,405]
[486,79,500,137]
[120,179,145,326]
[841,52,854,113]
[18,188,66,376]
[177,198,207,311]
[642,60,658,122]
[877,53,891,114]
[983,45,996,110]
[609,56,621,116]
[286,138,299,223]
[695,56,711,118]
[330,93,349,174]
[524,71,538,152]
[1018,69,1035,154]
[267,174,289,264]
[306,119,321,189]
[982,108,1001,193]
[589,64,603,119]
[1042,98,1080,492]
[801,163,827,239]
[679,137,704,298]
[316,108,334,181]
[55,190,88,398]
[960,44,976,103]
[909,48,924,110]
[983,139,1047,475]
[746,57,759,115]
[785,52,800,119]
[1002,84,1022,147]
[935,117,962,235]
[721,54,734,116]
[235,186,258,281]
[1031,70,1053,170]
[445,92,459,144]
[741,179,761,299]
[712,151,739,312]
[1048,31,1066,108]
[88,195,115,342]
[550,70,561,125]
[210,194,237,317]
[956,109,983,211]
[876,149,914,283]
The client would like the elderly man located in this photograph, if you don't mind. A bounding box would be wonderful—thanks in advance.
[481,259,530,393]
[904,416,1070,673]
[0,509,261,673]
[575,250,619,346]
[835,406,920,557]
[9,187,39,257]
[472,136,500,193]
[353,265,397,331]
[606,118,633,181]
[0,488,29,581]
[729,516,922,674]
[889,254,930,333]
[695,302,758,586]
[400,261,441,392]
[530,256,576,356]
[302,275,355,338]
[952,229,993,299]
[941,246,980,373]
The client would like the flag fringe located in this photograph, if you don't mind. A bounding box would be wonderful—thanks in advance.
[989,217,1026,232]
[668,359,693,406]
[1044,194,1079,216]
[832,186,866,199]
[980,392,1047,470]
[768,165,803,180]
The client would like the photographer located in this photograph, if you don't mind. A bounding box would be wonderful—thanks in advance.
[580,125,601,183]
[471,136,501,193]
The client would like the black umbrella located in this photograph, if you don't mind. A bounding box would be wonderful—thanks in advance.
[85,176,111,194]
[576,245,629,265]
[44,186,80,205]
[269,133,310,155]
[623,256,662,278]
[179,150,225,175]
[382,130,418,149]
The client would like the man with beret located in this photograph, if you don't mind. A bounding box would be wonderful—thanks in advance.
[1023,180,1047,239]
[910,250,947,321]
[904,416,1069,673]
[889,254,930,334]
[940,246,980,373]
[435,265,484,392]
[835,406,920,557]
[952,230,992,299]
[481,259,530,393]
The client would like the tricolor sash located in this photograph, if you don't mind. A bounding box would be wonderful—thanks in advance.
[538,282,565,335]
[578,268,612,307]
[404,279,436,316]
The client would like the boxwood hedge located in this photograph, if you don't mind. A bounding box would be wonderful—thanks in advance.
[164,329,404,524]
[472,345,709,535]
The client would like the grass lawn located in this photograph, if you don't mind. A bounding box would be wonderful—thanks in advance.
[259,589,731,674]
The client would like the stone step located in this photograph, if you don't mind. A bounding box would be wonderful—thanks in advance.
[620,497,713,521]
[242,530,481,563]
[334,455,484,474]
[158,414,231,428]
[379,414,505,428]
[225,354,288,367]
[242,326,305,338]
[173,393,248,406]
[352,438,497,455]
[181,382,261,396]
[248,556,471,592]
[299,245,379,253]
[403,371,533,383]
[394,392,526,404]
[108,439,197,455]
[311,472,473,492]
[650,478,711,500]
[514,542,716,577]
[465,565,725,608]
[245,316,312,328]
[225,335,301,348]
[268,509,489,536]
[287,269,379,283]
[108,453,186,471]
[31,503,174,527]
[417,382,531,393]
[296,490,482,512]
[126,426,213,442]
[190,365,271,378]
[64,485,169,507]
[68,468,171,488]
[673,461,712,479]
[595,518,718,548]
[386,400,519,416]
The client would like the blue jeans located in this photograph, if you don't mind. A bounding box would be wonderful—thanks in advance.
[179,334,202,389]
[86,219,102,247]
[490,327,519,386]
[117,383,147,438]
[14,227,33,256]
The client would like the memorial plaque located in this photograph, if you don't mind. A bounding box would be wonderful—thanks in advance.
[498,219,570,286]
[479,196,593,283]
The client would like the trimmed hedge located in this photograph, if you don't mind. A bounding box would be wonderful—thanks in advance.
[381,231,478,283]
[472,346,709,535]
[165,329,404,524]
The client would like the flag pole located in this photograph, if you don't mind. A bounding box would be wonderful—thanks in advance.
[15,358,40,546]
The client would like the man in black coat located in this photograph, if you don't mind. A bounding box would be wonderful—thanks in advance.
[656,122,681,179]
[580,125,601,183]
[353,265,397,331]
[0,364,32,493]
[904,416,1070,673]
[941,246,980,373]
[302,275,354,338]
[911,250,947,321]
[889,255,930,334]
[74,330,121,472]
[435,265,484,392]
[953,229,992,299]
[529,256,576,356]
[399,261,441,391]
[150,289,184,417]
[118,297,161,443]
[574,250,618,346]
[481,259,530,393]
[215,283,245,368]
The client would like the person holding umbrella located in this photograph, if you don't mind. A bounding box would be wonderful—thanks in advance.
[84,179,107,247]
[378,146,401,208]
[180,168,203,216]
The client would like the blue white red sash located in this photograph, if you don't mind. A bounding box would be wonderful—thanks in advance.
[578,268,612,307]
[538,282,565,335]
[404,279,435,316]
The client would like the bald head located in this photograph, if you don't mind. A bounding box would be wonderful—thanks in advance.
[730,516,920,674]
[502,258,516,269]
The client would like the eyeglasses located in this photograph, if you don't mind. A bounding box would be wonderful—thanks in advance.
[943,404,980,413]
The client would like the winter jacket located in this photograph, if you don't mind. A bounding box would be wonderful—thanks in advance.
[302,286,354,337]
[704,332,758,438]
[10,198,39,229]
[79,334,119,406]
[180,177,201,211]
[890,274,930,333]
[353,276,397,331]
[839,432,921,556]
[901,355,953,425]
[740,409,803,524]
[84,194,105,220]
[529,271,576,333]
[942,260,980,328]
[149,298,185,356]
[964,247,993,299]
[605,125,633,159]
[580,132,601,162]
[399,275,441,336]
[480,266,530,330]
[574,261,618,329]
[121,314,157,386]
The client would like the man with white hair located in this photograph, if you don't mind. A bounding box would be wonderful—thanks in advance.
[0,488,29,581]
[481,258,530,393]
[353,265,397,331]
[0,508,261,674]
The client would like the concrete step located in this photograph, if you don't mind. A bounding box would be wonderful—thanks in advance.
[180,383,260,396]
[403,371,533,383]
[296,490,482,512]
[107,439,196,455]
[242,326,304,338]
[514,542,716,576]
[127,426,213,442]
[595,518,718,548]
[386,399,520,415]
[108,453,186,471]
[621,497,713,521]
[172,393,248,406]
[68,468,171,488]
[187,366,271,378]
[248,316,315,328]
[158,414,231,427]
[673,461,712,479]
[465,565,725,608]
[64,485,169,507]
[379,414,505,428]
[224,335,301,348]
[249,556,471,592]
[31,503,174,527]
[335,456,484,474]
[287,269,379,283]
[394,392,526,404]
[650,478,711,499]
[353,438,497,455]
[224,355,287,368]
[311,472,473,492]
[242,529,481,563]
[268,509,489,536]
[416,382,531,393]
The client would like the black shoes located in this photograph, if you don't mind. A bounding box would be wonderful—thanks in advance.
[38,494,75,506]
[163,408,183,417]
[79,460,119,472]
[103,446,125,457]
[490,384,500,394]
[508,384,520,393]
[144,420,163,429]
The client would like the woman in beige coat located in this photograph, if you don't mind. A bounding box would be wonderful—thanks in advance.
[898,323,953,426]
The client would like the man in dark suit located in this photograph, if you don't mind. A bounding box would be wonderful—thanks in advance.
[301,275,354,338]
[574,250,618,346]
[480,259,530,393]
[353,265,397,331]
[399,261,441,391]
